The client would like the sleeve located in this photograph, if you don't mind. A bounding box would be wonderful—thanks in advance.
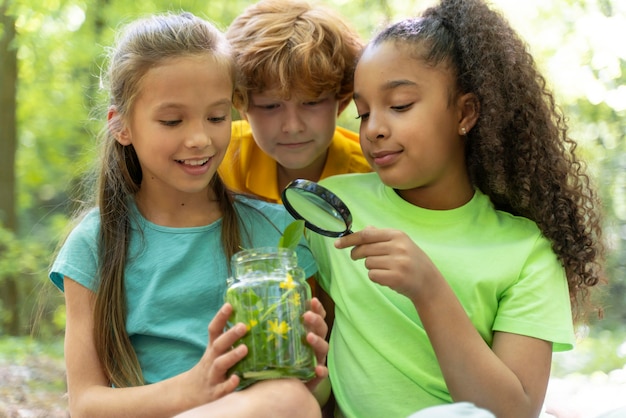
[49,210,100,292]
[493,234,575,351]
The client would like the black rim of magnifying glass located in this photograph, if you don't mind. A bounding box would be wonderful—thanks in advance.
[281,179,353,237]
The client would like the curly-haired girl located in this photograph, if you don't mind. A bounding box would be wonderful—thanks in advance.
[306,0,605,417]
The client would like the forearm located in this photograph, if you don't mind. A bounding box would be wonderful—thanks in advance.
[412,275,548,418]
[68,371,195,418]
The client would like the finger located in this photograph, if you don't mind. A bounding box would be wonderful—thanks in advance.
[309,297,326,320]
[210,371,241,400]
[303,310,328,340]
[334,226,383,249]
[362,253,397,271]
[208,303,233,341]
[305,365,329,392]
[306,331,329,364]
[211,323,248,354]
[222,373,241,394]
[211,343,248,377]
[315,364,329,379]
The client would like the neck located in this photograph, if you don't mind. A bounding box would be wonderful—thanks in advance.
[276,151,327,192]
[134,187,221,227]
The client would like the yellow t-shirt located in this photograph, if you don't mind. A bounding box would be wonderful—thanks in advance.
[219,120,371,203]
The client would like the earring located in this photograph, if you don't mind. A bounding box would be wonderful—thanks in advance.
[461,127,467,135]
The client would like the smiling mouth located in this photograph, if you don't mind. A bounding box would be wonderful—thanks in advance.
[176,158,209,166]
[371,150,400,158]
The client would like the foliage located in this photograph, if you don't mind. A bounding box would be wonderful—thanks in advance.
[552,328,626,376]
[278,220,305,250]
[0,0,624,337]
[0,3,624,414]
[0,224,64,338]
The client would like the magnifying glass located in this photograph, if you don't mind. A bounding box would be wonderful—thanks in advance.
[281,179,352,237]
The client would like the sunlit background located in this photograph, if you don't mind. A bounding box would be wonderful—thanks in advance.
[1,1,625,416]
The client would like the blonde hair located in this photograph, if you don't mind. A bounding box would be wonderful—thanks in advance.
[226,0,363,111]
[95,12,241,387]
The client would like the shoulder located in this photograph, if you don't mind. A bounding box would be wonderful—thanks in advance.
[467,190,552,251]
[66,208,101,241]
[225,120,255,159]
[493,206,542,238]
[49,208,101,292]
[324,131,372,177]
[334,126,359,143]
[320,172,377,189]
[234,195,290,223]
[221,120,258,187]
[331,128,362,158]
[231,119,253,139]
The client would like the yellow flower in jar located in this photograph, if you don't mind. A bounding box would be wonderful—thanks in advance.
[291,291,301,307]
[279,273,296,290]
[246,319,258,331]
[267,319,290,341]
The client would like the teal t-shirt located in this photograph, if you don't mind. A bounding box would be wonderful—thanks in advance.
[308,173,574,418]
[50,196,317,384]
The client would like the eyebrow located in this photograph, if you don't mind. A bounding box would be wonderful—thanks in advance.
[155,98,232,110]
[353,79,417,100]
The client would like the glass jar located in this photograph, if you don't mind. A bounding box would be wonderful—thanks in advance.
[225,247,316,389]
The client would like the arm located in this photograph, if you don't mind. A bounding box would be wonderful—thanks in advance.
[63,277,247,418]
[413,276,551,417]
[335,227,552,418]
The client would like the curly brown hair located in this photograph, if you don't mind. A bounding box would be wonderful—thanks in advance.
[372,0,605,323]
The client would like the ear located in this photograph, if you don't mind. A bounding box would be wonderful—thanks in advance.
[107,105,132,145]
[457,93,480,136]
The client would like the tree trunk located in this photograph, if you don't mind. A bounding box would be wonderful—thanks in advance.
[0,5,20,335]
[0,4,17,231]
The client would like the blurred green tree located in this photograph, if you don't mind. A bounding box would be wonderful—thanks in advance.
[0,0,624,338]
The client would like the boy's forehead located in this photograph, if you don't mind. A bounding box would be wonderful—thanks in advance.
[253,84,336,101]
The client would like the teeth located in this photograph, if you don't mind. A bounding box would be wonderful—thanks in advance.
[179,158,209,166]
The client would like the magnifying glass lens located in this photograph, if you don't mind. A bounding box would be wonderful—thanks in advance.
[282,180,352,237]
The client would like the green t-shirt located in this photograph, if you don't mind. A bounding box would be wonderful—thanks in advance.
[308,173,574,418]
[50,196,317,384]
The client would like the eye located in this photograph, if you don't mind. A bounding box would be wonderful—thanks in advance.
[208,116,228,123]
[303,98,326,106]
[355,112,369,121]
[391,103,413,112]
[255,103,279,110]
[160,120,181,127]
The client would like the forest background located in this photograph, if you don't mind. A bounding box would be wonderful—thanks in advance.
[0,0,625,415]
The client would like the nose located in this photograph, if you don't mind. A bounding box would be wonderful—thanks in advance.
[185,119,212,149]
[362,112,389,142]
[281,106,306,134]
